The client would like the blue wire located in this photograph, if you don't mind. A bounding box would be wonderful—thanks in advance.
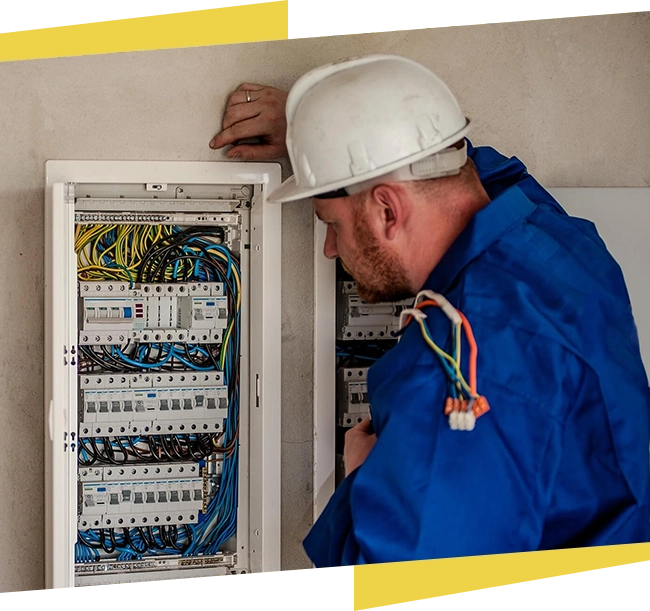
[114,346,174,369]
[188,345,210,358]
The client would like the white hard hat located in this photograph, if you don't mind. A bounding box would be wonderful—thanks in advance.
[268,54,470,203]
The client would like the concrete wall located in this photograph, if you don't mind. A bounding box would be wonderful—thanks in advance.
[0,11,648,592]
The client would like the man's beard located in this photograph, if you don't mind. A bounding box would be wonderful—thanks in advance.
[343,217,414,304]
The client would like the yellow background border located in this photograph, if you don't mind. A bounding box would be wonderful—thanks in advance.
[0,0,650,61]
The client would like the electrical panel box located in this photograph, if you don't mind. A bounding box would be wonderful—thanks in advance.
[45,161,281,587]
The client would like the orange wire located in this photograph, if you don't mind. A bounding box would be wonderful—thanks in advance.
[404,299,478,395]
[456,310,477,393]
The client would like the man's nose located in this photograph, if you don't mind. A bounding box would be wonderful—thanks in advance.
[323,224,339,260]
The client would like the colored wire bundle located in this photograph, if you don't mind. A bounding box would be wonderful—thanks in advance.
[75,223,242,561]
[79,343,219,373]
[401,299,489,425]
[75,224,177,284]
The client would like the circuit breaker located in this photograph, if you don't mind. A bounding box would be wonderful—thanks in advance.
[45,161,281,587]
[337,367,370,427]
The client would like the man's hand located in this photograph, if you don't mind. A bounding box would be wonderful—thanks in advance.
[209,83,288,160]
[344,417,377,477]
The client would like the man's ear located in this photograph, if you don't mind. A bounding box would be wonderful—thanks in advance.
[369,184,408,241]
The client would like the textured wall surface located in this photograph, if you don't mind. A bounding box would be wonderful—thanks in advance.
[0,12,648,592]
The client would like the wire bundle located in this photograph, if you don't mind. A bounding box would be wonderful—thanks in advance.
[400,297,490,431]
[75,224,241,561]
[79,343,219,373]
[78,435,219,466]
[76,525,194,563]
[76,224,177,285]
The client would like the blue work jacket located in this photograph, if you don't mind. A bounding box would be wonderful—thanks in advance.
[304,141,650,566]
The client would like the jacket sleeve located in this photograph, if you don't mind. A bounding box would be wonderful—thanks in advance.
[304,324,570,567]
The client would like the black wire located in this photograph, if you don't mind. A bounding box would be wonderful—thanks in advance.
[101,437,120,465]
[100,529,115,554]
[138,527,156,551]
[199,434,215,457]
[128,436,153,461]
[112,437,129,464]
[206,345,221,370]
[168,525,185,552]
[90,438,110,464]
[79,531,103,549]
[146,436,164,462]
[179,524,193,552]
[184,344,206,368]
[80,346,116,372]
[79,438,97,466]
[137,227,225,282]
[124,528,147,554]
[143,343,153,364]
[100,344,136,371]
[147,526,167,550]
[109,528,125,549]
[160,526,173,548]
[170,435,185,460]
[152,254,218,285]
[139,228,230,284]
[185,435,206,461]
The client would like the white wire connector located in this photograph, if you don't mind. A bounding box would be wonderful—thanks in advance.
[449,409,476,431]
[444,397,485,432]
[414,290,462,325]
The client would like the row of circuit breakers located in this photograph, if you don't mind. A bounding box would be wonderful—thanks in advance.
[336,281,410,428]
[78,280,229,535]
[79,281,228,345]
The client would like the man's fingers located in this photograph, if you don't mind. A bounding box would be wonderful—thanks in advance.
[349,416,373,435]
[226,84,266,108]
[210,116,268,149]
[226,89,261,108]
[221,100,263,131]
[235,83,266,92]
[227,144,281,161]
[211,84,288,156]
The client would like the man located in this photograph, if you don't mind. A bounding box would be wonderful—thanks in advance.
[211,55,650,566]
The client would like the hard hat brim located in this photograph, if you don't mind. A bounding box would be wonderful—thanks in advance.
[267,120,471,204]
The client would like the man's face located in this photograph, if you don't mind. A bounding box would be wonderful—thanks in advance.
[313,195,413,304]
